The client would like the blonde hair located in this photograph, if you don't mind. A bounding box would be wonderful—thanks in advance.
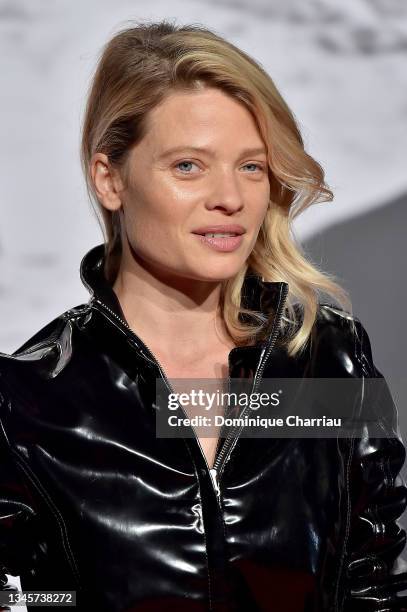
[80,18,352,358]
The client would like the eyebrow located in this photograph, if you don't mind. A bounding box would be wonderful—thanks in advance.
[157,145,268,160]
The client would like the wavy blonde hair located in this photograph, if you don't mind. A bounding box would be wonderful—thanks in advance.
[80,18,352,357]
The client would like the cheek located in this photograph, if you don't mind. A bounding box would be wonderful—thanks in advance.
[126,212,170,245]
[122,196,183,257]
[124,213,175,263]
[254,198,270,226]
[123,183,177,234]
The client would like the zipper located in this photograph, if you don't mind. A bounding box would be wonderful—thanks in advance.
[209,468,221,498]
[210,283,289,477]
[90,283,288,501]
[90,296,221,498]
[209,366,232,495]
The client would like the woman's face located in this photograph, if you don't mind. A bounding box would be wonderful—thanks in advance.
[106,86,270,283]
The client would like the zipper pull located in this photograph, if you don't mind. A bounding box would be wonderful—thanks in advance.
[209,468,221,499]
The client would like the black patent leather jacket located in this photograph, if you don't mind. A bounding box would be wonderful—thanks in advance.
[1,243,407,612]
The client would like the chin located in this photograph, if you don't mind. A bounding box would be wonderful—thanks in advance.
[192,265,243,283]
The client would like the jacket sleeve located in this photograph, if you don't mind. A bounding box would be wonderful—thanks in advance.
[0,380,39,611]
[342,319,407,611]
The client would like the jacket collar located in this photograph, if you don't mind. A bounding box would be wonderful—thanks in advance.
[79,243,288,334]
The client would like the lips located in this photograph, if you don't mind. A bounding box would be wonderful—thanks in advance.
[192,225,246,236]
[193,233,244,252]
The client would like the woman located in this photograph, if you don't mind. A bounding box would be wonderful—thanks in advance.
[1,19,407,612]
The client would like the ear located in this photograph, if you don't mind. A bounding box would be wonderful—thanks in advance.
[90,153,125,212]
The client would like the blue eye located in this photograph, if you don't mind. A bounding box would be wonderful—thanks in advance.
[175,160,199,173]
[243,163,264,172]
[174,160,264,174]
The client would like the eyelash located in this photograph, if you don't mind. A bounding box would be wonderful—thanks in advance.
[174,160,265,174]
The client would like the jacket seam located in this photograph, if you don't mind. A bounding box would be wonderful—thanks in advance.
[0,412,82,589]
[358,321,398,443]
[333,319,363,612]
[354,319,374,378]
[352,319,366,376]
[90,303,157,366]
[334,435,355,612]
[9,447,82,589]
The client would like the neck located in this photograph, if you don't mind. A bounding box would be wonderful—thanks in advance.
[112,264,235,360]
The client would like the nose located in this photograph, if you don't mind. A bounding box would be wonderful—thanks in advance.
[205,168,244,214]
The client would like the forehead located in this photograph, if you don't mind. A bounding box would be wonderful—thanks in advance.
[139,88,266,158]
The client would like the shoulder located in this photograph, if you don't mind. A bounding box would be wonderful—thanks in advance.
[0,302,92,385]
[306,302,378,378]
[9,303,92,356]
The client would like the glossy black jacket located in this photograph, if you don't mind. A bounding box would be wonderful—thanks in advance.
[1,243,407,612]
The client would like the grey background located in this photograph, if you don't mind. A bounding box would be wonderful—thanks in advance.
[0,0,406,599]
